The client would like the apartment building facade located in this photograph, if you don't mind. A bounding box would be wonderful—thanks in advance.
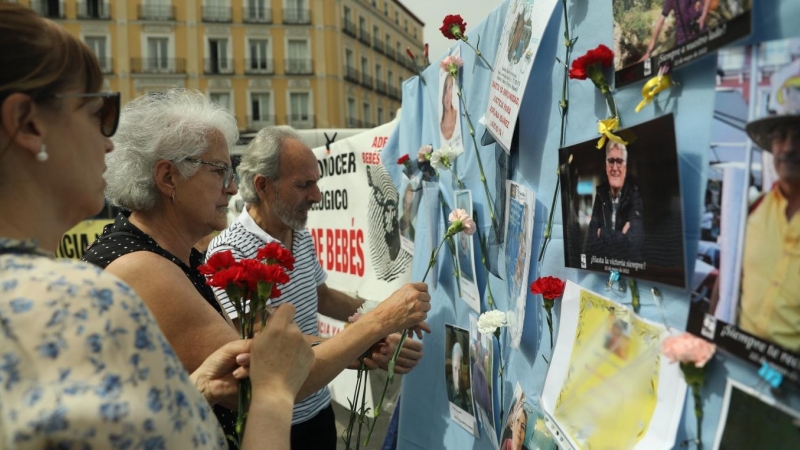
[17,0,425,131]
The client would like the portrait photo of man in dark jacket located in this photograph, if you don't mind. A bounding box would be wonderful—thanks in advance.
[587,141,645,263]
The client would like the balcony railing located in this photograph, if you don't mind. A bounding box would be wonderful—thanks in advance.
[344,66,360,84]
[285,59,313,75]
[358,30,371,45]
[242,6,272,23]
[130,58,186,74]
[245,59,275,75]
[247,115,275,130]
[360,74,373,89]
[388,86,400,100]
[137,4,175,21]
[346,117,363,128]
[77,1,110,19]
[385,48,396,62]
[372,39,384,54]
[283,8,311,24]
[31,0,64,18]
[286,114,315,129]
[375,81,387,94]
[98,57,113,75]
[202,5,231,22]
[342,19,356,37]
[204,58,234,75]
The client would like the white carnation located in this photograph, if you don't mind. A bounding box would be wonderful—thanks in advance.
[429,146,458,171]
[477,310,508,335]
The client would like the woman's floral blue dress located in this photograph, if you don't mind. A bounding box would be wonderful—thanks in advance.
[0,239,227,448]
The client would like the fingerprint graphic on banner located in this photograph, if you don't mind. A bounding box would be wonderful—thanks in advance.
[366,165,412,282]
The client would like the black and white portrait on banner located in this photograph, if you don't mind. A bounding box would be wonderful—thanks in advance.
[560,114,686,287]
[365,165,412,282]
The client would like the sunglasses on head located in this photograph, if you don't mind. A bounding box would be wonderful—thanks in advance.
[52,92,121,137]
[607,157,626,166]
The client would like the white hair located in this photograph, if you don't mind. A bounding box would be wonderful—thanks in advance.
[237,126,302,205]
[452,342,463,361]
[104,88,239,211]
[605,141,628,161]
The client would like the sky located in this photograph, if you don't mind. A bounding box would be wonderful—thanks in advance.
[399,0,504,62]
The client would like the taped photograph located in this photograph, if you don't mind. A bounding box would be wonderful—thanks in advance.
[613,0,752,87]
[560,114,686,287]
[445,323,478,436]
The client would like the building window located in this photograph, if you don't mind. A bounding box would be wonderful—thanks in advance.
[286,39,311,74]
[394,10,398,24]
[343,5,351,21]
[347,98,357,127]
[371,0,376,6]
[78,0,111,20]
[207,38,231,74]
[244,0,271,23]
[139,0,174,21]
[209,92,231,111]
[362,102,371,126]
[414,26,417,40]
[385,33,390,49]
[361,56,369,76]
[147,37,169,70]
[85,36,111,73]
[404,18,408,32]
[383,1,388,16]
[289,92,313,128]
[395,42,401,59]
[250,92,273,127]
[247,39,272,73]
[375,64,382,82]
[377,107,384,125]
[345,48,354,68]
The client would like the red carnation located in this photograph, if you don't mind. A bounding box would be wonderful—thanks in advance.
[198,250,236,275]
[397,154,410,165]
[256,242,295,271]
[530,276,566,300]
[569,45,614,93]
[206,265,247,290]
[440,14,467,40]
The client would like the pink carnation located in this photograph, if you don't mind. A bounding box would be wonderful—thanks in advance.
[439,55,464,72]
[448,208,476,236]
[662,333,716,368]
[418,144,433,163]
[348,312,361,323]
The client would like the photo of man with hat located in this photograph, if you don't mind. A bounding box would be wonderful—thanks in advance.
[739,59,800,351]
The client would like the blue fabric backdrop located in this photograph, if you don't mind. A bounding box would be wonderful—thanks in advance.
[381,1,800,448]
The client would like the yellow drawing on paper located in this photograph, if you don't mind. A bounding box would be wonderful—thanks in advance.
[554,289,663,449]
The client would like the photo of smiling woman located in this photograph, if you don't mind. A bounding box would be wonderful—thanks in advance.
[559,114,686,287]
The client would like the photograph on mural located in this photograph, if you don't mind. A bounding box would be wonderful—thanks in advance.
[485,0,558,152]
[504,181,535,348]
[455,189,481,312]
[712,379,800,450]
[365,164,413,281]
[501,382,557,450]
[469,314,498,448]
[541,282,685,450]
[613,0,752,87]
[445,323,479,436]
[439,46,465,154]
[560,114,686,287]
[423,181,442,291]
[399,174,424,255]
[686,37,800,382]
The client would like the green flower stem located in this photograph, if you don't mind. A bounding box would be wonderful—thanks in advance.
[461,37,495,71]
[692,383,703,450]
[366,231,452,445]
[543,300,554,352]
[540,0,574,262]
[454,82,500,238]
[604,90,619,121]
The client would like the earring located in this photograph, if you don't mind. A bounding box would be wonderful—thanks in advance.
[36,144,48,162]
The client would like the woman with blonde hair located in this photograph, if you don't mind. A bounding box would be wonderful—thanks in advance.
[0,4,313,448]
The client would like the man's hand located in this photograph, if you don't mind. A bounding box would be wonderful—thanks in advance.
[365,333,424,374]
[622,221,631,234]
[372,283,432,333]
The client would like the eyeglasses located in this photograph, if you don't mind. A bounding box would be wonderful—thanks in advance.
[185,158,235,189]
[769,124,800,143]
[607,157,626,166]
[52,92,120,137]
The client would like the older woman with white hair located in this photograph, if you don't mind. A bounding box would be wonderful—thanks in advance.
[83,89,432,447]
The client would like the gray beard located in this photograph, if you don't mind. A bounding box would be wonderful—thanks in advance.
[272,198,306,231]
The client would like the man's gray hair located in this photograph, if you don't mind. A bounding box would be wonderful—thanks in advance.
[605,141,628,161]
[451,342,463,361]
[104,88,239,211]
[237,126,303,204]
